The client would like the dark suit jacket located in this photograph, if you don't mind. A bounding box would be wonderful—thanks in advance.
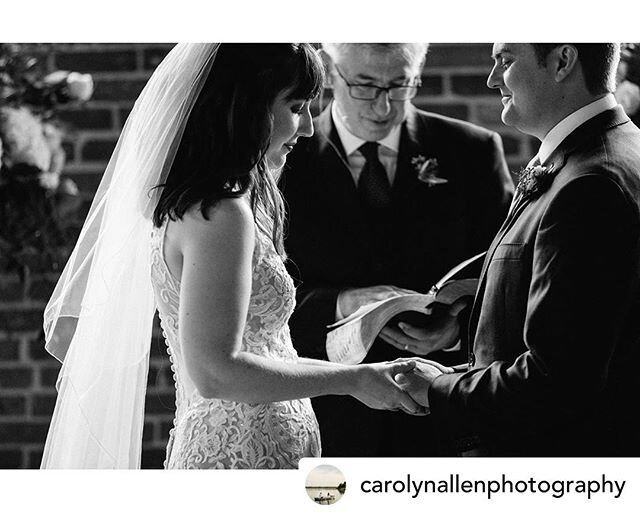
[281,104,513,456]
[430,106,640,456]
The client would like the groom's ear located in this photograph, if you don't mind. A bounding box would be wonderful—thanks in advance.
[552,44,579,83]
[319,49,335,89]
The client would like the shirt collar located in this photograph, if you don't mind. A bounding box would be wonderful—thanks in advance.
[538,94,617,164]
[331,101,401,155]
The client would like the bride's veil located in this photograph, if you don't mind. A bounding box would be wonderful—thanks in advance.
[41,43,219,468]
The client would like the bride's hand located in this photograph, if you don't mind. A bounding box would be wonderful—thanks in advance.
[387,357,454,374]
[350,360,428,416]
[391,358,452,408]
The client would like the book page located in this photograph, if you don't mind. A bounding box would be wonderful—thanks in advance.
[326,321,367,364]
[327,295,402,329]
[324,254,485,365]
[326,294,434,364]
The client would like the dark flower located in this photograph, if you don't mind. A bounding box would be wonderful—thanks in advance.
[516,163,558,200]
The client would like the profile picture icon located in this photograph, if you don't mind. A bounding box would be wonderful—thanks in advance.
[305,464,346,505]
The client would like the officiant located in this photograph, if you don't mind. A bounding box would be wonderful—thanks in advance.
[281,43,514,456]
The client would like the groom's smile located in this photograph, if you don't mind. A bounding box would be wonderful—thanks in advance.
[487,43,558,139]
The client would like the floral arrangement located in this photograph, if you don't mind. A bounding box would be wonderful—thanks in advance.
[0,44,94,279]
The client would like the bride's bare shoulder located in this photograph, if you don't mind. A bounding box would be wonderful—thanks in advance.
[178,196,254,246]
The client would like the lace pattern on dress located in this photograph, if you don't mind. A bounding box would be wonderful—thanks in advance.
[149,220,320,469]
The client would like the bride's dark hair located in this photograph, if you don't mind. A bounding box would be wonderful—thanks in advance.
[152,43,323,255]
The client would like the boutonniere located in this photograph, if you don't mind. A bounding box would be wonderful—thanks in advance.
[411,155,448,187]
[516,162,558,200]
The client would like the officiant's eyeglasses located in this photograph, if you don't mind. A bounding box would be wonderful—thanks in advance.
[333,64,421,101]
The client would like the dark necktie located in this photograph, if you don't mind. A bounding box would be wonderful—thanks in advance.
[358,141,392,210]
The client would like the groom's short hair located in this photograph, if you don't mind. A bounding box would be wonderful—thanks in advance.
[530,43,620,95]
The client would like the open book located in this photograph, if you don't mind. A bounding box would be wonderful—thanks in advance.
[325,252,486,364]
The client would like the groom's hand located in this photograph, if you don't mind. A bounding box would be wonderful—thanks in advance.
[379,298,469,355]
[393,359,452,409]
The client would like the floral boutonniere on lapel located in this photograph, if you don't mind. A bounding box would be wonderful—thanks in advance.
[411,155,448,187]
[516,162,558,200]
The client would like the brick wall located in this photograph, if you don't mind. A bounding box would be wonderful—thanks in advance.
[419,43,538,169]
[0,43,533,469]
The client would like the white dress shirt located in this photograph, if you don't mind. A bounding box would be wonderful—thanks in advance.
[331,101,402,185]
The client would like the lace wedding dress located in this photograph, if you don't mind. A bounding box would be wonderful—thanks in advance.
[150,220,321,469]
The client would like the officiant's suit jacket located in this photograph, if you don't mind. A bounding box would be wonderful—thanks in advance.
[281,103,514,456]
[429,105,640,456]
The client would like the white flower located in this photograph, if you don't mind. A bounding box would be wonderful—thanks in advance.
[66,72,94,101]
[44,70,94,102]
[0,106,52,172]
[414,156,447,187]
[39,170,60,190]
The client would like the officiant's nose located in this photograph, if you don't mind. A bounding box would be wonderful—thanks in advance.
[371,90,392,116]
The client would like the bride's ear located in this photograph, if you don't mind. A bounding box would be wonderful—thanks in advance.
[319,49,334,89]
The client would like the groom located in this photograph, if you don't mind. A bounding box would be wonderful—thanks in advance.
[400,43,640,456]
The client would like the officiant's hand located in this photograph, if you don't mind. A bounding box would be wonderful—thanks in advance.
[379,298,469,355]
[337,285,416,319]
[393,359,452,409]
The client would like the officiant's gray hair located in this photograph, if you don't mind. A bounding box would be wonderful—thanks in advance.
[322,43,428,73]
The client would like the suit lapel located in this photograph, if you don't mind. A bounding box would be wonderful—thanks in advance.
[316,104,349,165]
[554,105,630,160]
[314,104,366,228]
[467,105,632,347]
[394,106,426,198]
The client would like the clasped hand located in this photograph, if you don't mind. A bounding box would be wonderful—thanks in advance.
[392,358,454,411]
[353,359,453,416]
[352,360,427,416]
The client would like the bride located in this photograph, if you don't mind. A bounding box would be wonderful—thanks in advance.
[40,43,428,469]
